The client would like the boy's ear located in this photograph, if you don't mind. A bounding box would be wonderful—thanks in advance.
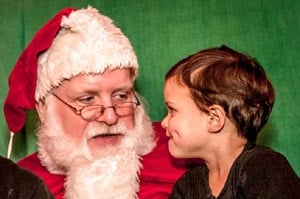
[35,101,46,124]
[207,104,226,133]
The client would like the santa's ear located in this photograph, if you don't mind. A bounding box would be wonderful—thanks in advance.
[35,101,46,124]
[207,104,226,133]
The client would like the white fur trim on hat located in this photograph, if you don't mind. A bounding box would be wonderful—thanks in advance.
[36,6,138,101]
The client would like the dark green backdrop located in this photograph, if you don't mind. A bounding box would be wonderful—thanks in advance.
[0,0,299,175]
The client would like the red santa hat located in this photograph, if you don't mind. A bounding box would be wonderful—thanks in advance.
[4,6,138,157]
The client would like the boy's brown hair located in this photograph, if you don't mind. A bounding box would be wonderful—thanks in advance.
[166,45,275,142]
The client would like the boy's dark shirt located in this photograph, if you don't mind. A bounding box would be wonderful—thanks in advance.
[170,142,300,199]
[0,156,54,199]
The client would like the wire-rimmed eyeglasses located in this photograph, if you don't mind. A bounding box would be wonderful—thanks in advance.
[51,90,140,121]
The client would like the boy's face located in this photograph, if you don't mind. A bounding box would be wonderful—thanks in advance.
[161,77,210,158]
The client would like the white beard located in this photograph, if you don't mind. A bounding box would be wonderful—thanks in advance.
[36,97,156,199]
[65,150,141,199]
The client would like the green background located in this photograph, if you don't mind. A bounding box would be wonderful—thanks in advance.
[0,0,299,176]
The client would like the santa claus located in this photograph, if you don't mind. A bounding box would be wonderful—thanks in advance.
[4,6,195,199]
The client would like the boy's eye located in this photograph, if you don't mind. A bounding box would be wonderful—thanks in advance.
[167,105,176,113]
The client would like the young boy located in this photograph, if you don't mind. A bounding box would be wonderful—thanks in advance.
[161,45,300,198]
